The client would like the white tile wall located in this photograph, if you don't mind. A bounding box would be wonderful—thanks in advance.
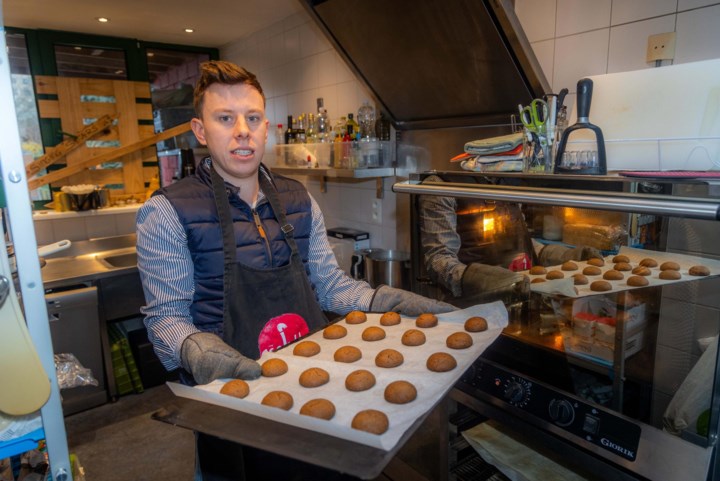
[675,5,720,64]
[552,29,610,92]
[556,0,611,37]
[608,16,676,73]
[515,0,557,42]
[611,0,677,25]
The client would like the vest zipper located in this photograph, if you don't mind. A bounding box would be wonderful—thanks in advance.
[252,208,273,264]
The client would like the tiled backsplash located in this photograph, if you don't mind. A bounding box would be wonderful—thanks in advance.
[33,207,139,246]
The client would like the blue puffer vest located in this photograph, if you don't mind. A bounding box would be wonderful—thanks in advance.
[157,161,313,335]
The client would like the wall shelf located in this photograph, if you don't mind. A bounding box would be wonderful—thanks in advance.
[271,166,395,198]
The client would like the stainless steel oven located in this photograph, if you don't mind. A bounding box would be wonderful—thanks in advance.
[398,171,720,481]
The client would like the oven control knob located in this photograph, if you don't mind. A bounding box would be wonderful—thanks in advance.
[548,399,575,426]
[503,380,527,405]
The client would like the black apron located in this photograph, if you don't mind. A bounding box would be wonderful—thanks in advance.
[209,165,328,359]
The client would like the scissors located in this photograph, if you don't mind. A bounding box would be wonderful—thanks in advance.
[518,99,548,136]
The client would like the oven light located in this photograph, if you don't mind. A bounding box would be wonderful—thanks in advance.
[483,217,495,232]
[494,379,501,386]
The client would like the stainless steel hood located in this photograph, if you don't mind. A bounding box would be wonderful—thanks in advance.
[300,0,550,130]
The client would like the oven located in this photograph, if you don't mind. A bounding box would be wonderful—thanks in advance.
[397,171,720,481]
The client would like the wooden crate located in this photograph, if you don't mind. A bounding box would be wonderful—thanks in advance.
[35,76,159,201]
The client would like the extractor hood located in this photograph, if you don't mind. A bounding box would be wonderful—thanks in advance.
[300,0,550,130]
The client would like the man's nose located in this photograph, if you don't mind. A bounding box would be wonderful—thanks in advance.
[233,117,249,137]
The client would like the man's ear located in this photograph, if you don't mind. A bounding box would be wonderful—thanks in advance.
[191,117,207,145]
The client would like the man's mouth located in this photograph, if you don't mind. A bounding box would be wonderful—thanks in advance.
[232,148,253,156]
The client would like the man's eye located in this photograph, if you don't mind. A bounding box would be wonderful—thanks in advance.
[248,115,262,123]
[219,115,233,122]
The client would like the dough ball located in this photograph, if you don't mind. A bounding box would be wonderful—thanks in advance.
[627,275,649,287]
[590,280,612,292]
[561,261,578,271]
[375,348,404,368]
[531,278,546,284]
[603,270,624,280]
[446,332,473,349]
[299,399,336,420]
[546,270,564,280]
[640,258,658,268]
[612,255,630,263]
[572,274,589,285]
[689,265,710,276]
[583,266,602,276]
[261,358,288,377]
[426,352,457,372]
[334,345,362,363]
[261,391,293,410]
[415,313,438,328]
[464,316,488,332]
[529,266,547,275]
[299,367,330,388]
[401,329,426,346]
[219,379,249,399]
[362,326,386,342]
[614,262,632,272]
[384,380,417,404]
[379,312,401,326]
[345,310,368,324]
[660,261,680,271]
[351,409,389,435]
[293,340,321,357]
[659,270,681,280]
[631,266,651,276]
[323,324,347,340]
[345,369,376,392]
[587,258,605,267]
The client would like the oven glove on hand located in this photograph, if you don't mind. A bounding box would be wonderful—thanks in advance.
[370,285,456,315]
[180,332,261,385]
[461,263,528,300]
[538,244,602,266]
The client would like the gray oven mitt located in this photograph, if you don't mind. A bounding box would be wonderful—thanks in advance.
[370,285,456,315]
[180,332,261,385]
[538,244,602,266]
[461,263,528,301]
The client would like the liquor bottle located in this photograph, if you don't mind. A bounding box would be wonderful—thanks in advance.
[346,113,359,141]
[296,114,307,144]
[316,97,329,143]
[375,112,391,141]
[357,101,376,140]
[275,123,284,145]
[285,115,295,144]
[306,113,317,143]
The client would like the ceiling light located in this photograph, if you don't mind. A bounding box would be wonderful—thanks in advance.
[184,28,194,33]
[97,17,109,23]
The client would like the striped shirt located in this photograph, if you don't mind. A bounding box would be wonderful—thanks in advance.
[136,179,375,370]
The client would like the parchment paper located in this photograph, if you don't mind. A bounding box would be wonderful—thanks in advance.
[527,246,720,298]
[169,302,507,451]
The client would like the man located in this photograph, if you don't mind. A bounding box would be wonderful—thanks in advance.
[136,61,453,479]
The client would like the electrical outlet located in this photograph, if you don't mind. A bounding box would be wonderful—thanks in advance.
[646,32,676,62]
[371,199,382,224]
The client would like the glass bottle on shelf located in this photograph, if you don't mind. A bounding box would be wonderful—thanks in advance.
[375,112,391,141]
[346,113,359,141]
[357,101,376,140]
[285,115,295,144]
[306,113,317,143]
[317,98,329,143]
[296,114,307,144]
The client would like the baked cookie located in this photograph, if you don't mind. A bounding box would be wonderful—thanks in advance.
[614,262,632,272]
[529,266,547,275]
[446,332,473,349]
[587,258,605,267]
[583,266,602,276]
[299,367,330,388]
[352,409,389,435]
[300,399,336,420]
[612,255,630,263]
[261,358,288,377]
[362,326,386,341]
[384,380,417,404]
[572,274,589,285]
[631,266,651,276]
[464,316,488,332]
[293,340,321,357]
[379,312,401,326]
[546,270,564,280]
[345,310,367,324]
[640,258,658,268]
[323,324,347,340]
[334,345,362,363]
[375,349,404,368]
[603,270,624,280]
[220,379,249,399]
[426,352,457,372]
[689,265,710,276]
[531,278,546,284]
[627,275,649,287]
[416,313,438,328]
[401,329,426,346]
[345,369,376,392]
[659,270,681,280]
[561,261,579,271]
[660,261,680,271]
[590,280,612,292]
[261,391,293,410]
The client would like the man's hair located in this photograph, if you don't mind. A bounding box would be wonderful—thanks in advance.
[193,61,265,116]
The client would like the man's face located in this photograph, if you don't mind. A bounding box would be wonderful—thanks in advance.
[191,83,268,185]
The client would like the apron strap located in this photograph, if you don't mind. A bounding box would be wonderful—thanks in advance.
[259,168,301,258]
[209,165,239,264]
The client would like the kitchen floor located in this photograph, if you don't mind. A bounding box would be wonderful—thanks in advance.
[65,384,195,480]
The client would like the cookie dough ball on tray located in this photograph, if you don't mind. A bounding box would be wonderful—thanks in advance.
[334,345,362,363]
[426,352,457,372]
[384,380,417,404]
[299,367,330,388]
[603,270,624,281]
[379,311,401,326]
[689,265,710,276]
[614,262,632,272]
[300,399,336,420]
[446,332,473,349]
[529,266,547,275]
[612,255,630,264]
[631,266,651,276]
[219,379,250,399]
[561,261,578,271]
[345,310,367,324]
[261,358,288,377]
[640,258,658,268]
[590,280,612,292]
[352,409,389,435]
[293,340,321,357]
[659,270,681,280]
[416,313,438,328]
[323,324,347,340]
[345,369,376,392]
[401,329,426,346]
[583,266,602,276]
[375,349,404,368]
[464,316,488,332]
[546,270,564,280]
[261,391,294,410]
[660,261,680,271]
[572,274,588,285]
[587,258,605,267]
[627,275,649,287]
[362,326,386,341]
